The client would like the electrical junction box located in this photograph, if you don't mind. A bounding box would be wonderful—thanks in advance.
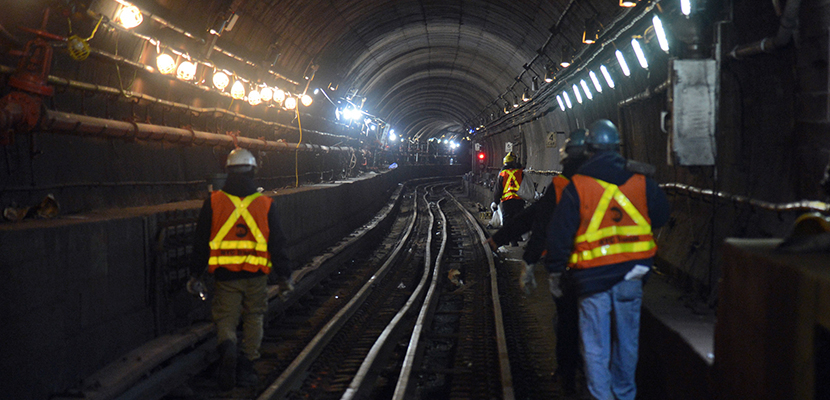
[670,59,717,166]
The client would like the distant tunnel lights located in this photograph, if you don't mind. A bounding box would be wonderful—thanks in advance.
[589,71,602,93]
[652,16,670,52]
[117,5,143,29]
[632,38,649,69]
[156,54,175,75]
[600,65,615,88]
[615,50,631,77]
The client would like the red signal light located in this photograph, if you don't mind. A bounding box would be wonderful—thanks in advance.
[477,152,485,160]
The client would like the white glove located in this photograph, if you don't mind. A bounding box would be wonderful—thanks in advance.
[186,277,207,301]
[548,273,563,298]
[278,276,296,301]
[519,262,537,295]
[490,202,498,211]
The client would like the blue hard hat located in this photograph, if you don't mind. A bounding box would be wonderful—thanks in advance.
[585,119,620,151]
[560,129,587,162]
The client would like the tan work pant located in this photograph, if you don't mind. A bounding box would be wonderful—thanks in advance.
[212,275,268,361]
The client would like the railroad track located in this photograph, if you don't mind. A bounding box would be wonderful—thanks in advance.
[69,178,517,400]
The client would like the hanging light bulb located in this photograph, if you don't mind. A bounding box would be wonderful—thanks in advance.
[260,86,273,102]
[600,65,616,88]
[652,15,670,53]
[274,89,286,103]
[176,60,196,81]
[632,38,649,69]
[544,65,554,83]
[619,0,638,7]
[522,89,531,102]
[572,84,583,104]
[681,0,692,16]
[247,88,261,105]
[156,54,176,75]
[284,95,297,110]
[512,95,519,108]
[615,50,631,77]
[589,70,603,93]
[213,71,229,90]
[580,80,593,100]
[531,76,539,91]
[301,94,313,106]
[230,80,245,99]
[560,60,571,68]
[582,17,600,44]
[556,95,566,111]
[117,5,143,29]
[562,91,573,109]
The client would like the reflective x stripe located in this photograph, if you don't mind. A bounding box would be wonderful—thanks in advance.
[209,192,267,250]
[503,170,520,192]
[209,255,272,266]
[575,180,652,244]
[570,241,656,263]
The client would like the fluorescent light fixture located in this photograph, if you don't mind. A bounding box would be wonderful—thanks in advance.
[556,95,565,111]
[156,54,176,75]
[681,0,692,15]
[652,15,670,52]
[230,80,245,99]
[600,65,615,88]
[580,80,593,100]
[589,71,603,92]
[632,38,649,69]
[615,50,631,76]
[212,71,229,90]
[573,84,583,104]
[563,91,573,109]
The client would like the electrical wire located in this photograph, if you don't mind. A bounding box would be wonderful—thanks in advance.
[295,106,303,187]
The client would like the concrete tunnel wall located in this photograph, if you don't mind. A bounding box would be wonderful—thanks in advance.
[0,164,466,400]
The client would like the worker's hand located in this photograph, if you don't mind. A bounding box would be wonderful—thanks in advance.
[519,262,537,295]
[548,272,563,298]
[484,237,498,252]
[186,276,207,301]
[278,276,295,301]
[490,202,498,211]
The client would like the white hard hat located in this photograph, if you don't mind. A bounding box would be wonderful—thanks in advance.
[226,148,257,169]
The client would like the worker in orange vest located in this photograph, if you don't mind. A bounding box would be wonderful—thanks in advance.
[189,148,292,390]
[545,119,670,400]
[491,151,526,246]
[486,129,588,394]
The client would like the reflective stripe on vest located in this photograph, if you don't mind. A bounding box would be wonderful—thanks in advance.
[500,169,522,201]
[208,191,272,274]
[569,175,656,268]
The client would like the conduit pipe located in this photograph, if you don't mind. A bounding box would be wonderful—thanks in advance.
[661,183,829,213]
[43,109,353,153]
[729,0,802,59]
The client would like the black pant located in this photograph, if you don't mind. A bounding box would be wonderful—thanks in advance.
[500,198,525,242]
[554,287,580,385]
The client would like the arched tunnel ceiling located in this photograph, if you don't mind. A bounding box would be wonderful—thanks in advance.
[179,0,628,140]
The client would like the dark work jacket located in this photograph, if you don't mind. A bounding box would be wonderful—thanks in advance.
[544,151,670,296]
[191,173,292,281]
[492,159,584,264]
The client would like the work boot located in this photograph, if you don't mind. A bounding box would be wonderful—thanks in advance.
[237,357,259,387]
[217,340,237,391]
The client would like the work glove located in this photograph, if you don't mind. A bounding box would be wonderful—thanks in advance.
[548,272,563,298]
[519,262,537,295]
[186,276,207,301]
[278,275,296,301]
[490,202,498,212]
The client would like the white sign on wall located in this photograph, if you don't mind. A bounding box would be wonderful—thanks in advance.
[505,142,513,153]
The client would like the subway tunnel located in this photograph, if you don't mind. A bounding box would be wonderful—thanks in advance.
[1,0,828,399]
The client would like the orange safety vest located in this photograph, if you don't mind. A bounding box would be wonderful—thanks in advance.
[551,175,569,203]
[568,174,656,270]
[208,191,272,274]
[499,168,523,201]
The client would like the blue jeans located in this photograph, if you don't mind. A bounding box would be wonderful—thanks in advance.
[578,278,643,400]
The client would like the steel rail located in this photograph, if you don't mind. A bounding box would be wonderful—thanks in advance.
[449,189,515,400]
[391,192,450,399]
[340,186,448,400]
[257,185,422,400]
